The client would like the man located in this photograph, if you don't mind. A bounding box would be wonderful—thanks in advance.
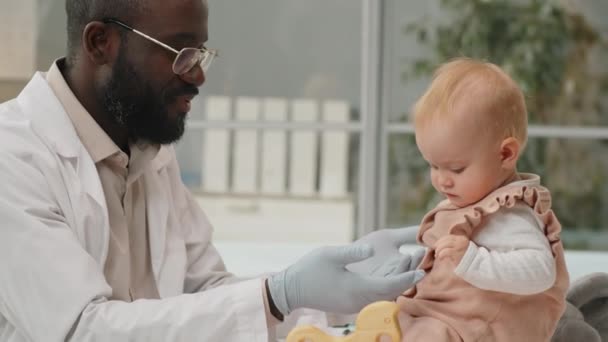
[0,0,424,340]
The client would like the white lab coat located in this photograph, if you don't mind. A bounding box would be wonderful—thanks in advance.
[0,73,270,341]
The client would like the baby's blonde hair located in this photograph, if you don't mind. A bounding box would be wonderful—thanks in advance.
[413,58,528,147]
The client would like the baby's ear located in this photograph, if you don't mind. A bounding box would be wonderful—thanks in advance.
[499,137,520,170]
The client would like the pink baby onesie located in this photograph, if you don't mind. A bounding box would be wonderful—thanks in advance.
[397,175,569,341]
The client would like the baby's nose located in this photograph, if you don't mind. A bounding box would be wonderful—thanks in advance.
[439,175,454,188]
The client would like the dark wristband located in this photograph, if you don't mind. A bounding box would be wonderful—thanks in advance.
[265,278,284,321]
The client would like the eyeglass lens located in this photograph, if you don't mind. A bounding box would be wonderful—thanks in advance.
[173,48,214,75]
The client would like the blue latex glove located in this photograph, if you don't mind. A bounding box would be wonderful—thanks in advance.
[267,244,425,315]
[347,226,426,277]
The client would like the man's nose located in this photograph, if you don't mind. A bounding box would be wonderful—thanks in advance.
[178,66,206,87]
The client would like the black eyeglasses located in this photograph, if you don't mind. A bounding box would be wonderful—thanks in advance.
[102,18,217,75]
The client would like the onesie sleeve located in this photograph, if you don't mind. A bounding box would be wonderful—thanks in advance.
[454,204,556,295]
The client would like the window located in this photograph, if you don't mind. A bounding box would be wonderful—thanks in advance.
[381,0,608,251]
[175,0,365,243]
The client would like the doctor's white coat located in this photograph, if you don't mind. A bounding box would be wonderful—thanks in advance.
[0,73,270,341]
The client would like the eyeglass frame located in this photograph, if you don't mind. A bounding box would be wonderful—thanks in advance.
[101,18,217,75]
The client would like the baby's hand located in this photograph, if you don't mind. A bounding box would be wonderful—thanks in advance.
[434,235,470,263]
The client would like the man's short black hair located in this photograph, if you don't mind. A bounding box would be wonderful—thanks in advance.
[65,0,145,65]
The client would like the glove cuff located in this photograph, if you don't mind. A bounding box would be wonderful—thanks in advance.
[268,271,291,316]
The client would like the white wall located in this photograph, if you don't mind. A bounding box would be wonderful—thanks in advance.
[0,1,37,80]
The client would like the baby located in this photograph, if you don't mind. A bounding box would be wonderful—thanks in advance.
[396,58,569,341]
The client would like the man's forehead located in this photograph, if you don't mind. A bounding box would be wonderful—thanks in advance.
[141,0,208,10]
[138,0,209,41]
[136,0,208,24]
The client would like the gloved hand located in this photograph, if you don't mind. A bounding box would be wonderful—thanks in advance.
[347,226,425,276]
[267,244,425,316]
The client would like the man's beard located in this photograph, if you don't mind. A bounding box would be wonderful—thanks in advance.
[98,48,196,145]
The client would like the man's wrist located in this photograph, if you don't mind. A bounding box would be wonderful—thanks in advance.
[265,278,284,321]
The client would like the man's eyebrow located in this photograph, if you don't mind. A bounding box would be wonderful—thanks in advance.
[166,32,207,47]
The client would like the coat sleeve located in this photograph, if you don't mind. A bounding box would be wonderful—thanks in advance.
[165,149,255,293]
[0,151,270,342]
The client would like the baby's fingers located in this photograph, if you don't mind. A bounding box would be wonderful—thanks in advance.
[435,247,453,260]
[434,238,453,252]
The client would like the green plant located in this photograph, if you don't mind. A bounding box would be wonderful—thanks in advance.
[403,0,602,123]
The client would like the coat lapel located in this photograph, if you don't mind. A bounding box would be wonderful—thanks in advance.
[146,146,173,284]
[16,72,110,264]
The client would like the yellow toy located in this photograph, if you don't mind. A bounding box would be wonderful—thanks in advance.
[286,301,402,342]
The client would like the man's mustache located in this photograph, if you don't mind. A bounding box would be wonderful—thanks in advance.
[165,86,199,100]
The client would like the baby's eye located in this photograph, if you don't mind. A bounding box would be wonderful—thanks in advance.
[451,167,465,174]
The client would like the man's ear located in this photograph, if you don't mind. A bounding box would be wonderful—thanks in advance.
[81,21,118,66]
[500,137,520,170]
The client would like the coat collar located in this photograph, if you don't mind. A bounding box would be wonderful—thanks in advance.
[17,72,82,159]
[16,70,175,171]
